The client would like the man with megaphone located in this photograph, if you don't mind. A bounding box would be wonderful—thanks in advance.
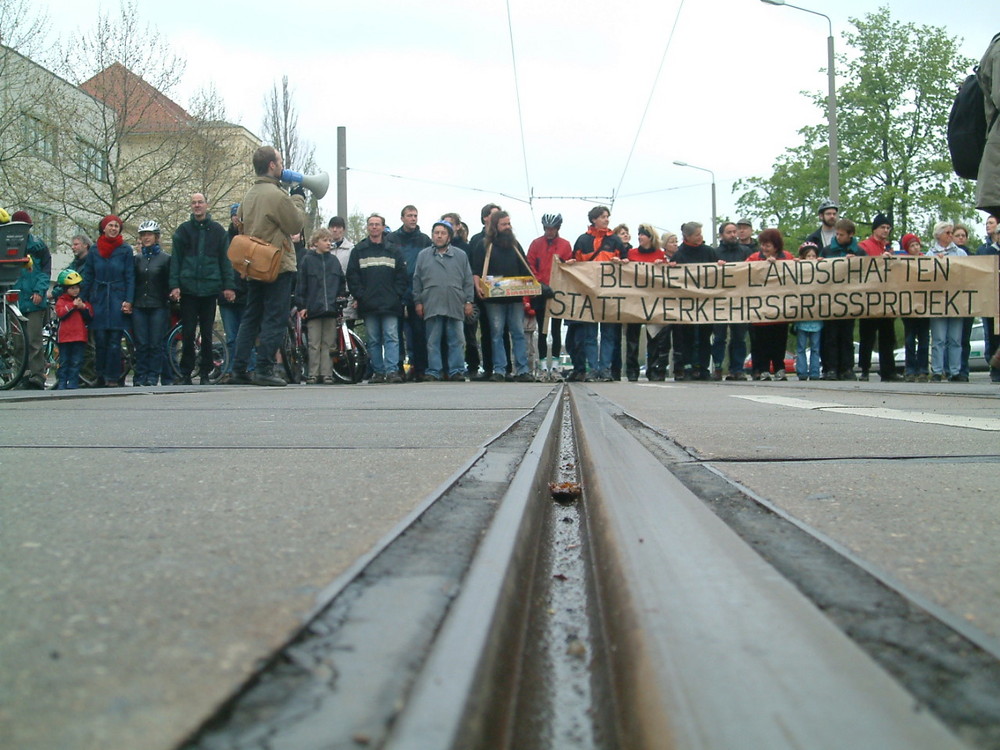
[228,146,307,386]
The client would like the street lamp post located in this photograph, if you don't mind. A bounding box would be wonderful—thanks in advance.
[760,0,839,204]
[673,161,717,245]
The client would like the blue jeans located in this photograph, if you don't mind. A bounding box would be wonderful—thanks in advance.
[930,317,963,376]
[220,303,255,373]
[425,316,465,377]
[364,313,400,375]
[712,323,748,374]
[903,318,929,376]
[57,341,85,389]
[796,328,822,378]
[485,302,528,375]
[132,306,169,385]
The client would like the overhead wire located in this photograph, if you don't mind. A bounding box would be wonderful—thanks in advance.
[611,0,687,210]
[346,167,531,205]
[506,0,537,229]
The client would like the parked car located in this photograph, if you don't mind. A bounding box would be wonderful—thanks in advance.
[744,352,797,374]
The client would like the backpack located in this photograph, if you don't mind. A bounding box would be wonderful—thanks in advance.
[948,35,1000,180]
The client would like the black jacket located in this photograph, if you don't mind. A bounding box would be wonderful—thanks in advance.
[133,246,171,308]
[717,240,750,263]
[346,236,408,316]
[295,250,345,318]
[673,242,718,264]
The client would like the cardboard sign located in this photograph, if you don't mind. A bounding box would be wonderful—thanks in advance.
[547,256,999,324]
[479,275,542,299]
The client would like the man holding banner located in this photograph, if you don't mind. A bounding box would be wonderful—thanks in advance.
[470,211,533,382]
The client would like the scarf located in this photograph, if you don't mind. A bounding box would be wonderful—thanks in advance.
[97,233,123,259]
[587,225,612,254]
[142,243,161,258]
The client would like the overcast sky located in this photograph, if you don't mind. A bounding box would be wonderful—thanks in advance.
[41,0,995,241]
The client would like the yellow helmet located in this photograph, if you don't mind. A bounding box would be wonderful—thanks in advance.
[58,269,83,286]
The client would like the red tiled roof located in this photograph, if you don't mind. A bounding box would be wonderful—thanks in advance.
[80,62,191,132]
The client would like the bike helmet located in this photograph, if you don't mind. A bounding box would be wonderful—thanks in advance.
[541,213,563,228]
[137,220,161,234]
[817,199,839,214]
[58,269,83,287]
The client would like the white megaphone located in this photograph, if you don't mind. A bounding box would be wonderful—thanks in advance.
[281,169,330,200]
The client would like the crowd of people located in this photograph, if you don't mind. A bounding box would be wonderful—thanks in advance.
[4,153,999,389]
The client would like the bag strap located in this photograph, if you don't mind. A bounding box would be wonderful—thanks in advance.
[482,241,538,281]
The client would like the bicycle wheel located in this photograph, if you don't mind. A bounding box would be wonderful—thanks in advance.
[118,331,135,385]
[43,329,58,384]
[167,324,227,382]
[281,327,305,384]
[0,308,28,389]
[330,328,368,384]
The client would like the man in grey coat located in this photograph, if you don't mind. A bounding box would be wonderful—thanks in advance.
[412,221,474,382]
[977,33,1000,216]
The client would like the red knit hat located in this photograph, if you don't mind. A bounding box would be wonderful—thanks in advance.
[99,215,123,233]
[900,233,920,251]
[11,210,32,224]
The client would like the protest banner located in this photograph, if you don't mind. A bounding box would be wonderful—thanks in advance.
[546,255,999,326]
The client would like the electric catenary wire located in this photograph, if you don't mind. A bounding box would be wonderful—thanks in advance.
[346,167,531,205]
[611,0,687,209]
[506,0,537,230]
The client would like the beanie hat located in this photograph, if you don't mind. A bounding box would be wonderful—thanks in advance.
[900,233,920,251]
[432,220,455,239]
[11,210,32,224]
[871,213,891,232]
[99,214,123,233]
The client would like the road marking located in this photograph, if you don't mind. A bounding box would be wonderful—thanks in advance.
[731,394,1000,432]
[635,383,676,389]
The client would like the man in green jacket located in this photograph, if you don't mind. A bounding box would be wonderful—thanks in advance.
[170,193,235,385]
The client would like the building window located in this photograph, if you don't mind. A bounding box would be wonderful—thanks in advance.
[77,139,107,181]
[22,113,58,161]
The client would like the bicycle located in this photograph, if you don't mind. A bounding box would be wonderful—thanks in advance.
[166,322,229,383]
[42,304,134,387]
[330,297,368,384]
[0,288,29,390]
[279,305,308,384]
[279,298,367,384]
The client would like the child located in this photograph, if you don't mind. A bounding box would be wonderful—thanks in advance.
[819,218,864,379]
[54,269,93,389]
[295,228,345,384]
[795,242,823,380]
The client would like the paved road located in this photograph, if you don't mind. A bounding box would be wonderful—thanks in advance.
[0,383,552,750]
[1,377,998,749]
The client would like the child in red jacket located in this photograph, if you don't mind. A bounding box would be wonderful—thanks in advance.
[54,270,93,389]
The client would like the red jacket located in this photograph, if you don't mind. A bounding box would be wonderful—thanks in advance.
[627,246,665,263]
[56,293,93,343]
[858,236,889,257]
[526,235,572,284]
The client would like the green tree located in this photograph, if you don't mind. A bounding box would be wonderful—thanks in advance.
[735,6,976,242]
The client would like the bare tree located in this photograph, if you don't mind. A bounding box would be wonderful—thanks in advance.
[180,84,257,226]
[261,75,321,234]
[39,0,190,228]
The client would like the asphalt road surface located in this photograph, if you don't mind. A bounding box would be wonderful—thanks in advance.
[1,376,997,749]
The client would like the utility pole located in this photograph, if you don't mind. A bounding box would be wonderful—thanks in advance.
[337,126,347,220]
